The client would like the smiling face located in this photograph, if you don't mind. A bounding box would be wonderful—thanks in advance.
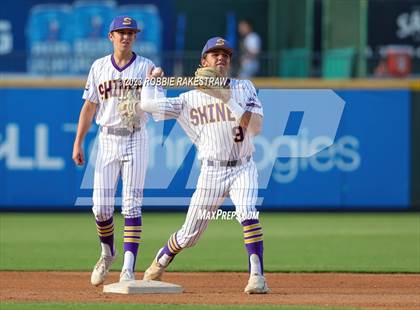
[201,49,231,76]
[109,29,137,53]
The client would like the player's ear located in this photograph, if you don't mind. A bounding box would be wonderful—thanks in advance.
[108,32,113,42]
[200,57,208,67]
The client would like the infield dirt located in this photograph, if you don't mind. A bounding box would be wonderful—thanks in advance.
[1,272,419,309]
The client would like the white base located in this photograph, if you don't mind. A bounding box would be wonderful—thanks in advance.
[103,280,184,294]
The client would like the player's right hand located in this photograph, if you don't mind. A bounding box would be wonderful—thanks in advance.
[72,144,85,165]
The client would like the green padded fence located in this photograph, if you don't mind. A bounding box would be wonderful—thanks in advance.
[322,47,356,79]
[279,48,311,78]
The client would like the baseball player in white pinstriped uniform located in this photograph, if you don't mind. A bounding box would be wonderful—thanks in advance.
[139,37,269,294]
[72,15,155,286]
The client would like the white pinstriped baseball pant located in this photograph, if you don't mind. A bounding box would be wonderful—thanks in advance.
[175,159,259,248]
[92,129,148,221]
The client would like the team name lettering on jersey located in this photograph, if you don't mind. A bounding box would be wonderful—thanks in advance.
[189,102,236,126]
[98,79,142,100]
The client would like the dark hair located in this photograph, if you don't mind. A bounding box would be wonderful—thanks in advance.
[240,19,254,29]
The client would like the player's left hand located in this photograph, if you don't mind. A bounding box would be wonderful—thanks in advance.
[207,86,231,103]
[118,91,140,131]
[195,66,231,102]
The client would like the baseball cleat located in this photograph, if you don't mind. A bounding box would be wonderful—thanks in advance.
[119,268,135,282]
[244,274,269,294]
[143,248,166,281]
[143,259,165,281]
[90,252,117,286]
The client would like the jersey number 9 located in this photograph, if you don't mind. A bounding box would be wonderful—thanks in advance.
[232,126,244,142]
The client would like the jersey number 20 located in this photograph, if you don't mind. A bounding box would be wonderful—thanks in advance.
[232,126,244,142]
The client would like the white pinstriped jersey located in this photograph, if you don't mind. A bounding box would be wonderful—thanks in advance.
[83,53,155,128]
[149,79,263,161]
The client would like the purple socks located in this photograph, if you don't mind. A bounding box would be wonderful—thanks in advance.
[96,217,115,256]
[124,217,142,268]
[242,219,264,275]
[157,233,182,263]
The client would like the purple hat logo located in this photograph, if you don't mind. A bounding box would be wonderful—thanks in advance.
[122,17,132,25]
[215,38,225,46]
[201,37,233,57]
[109,15,140,33]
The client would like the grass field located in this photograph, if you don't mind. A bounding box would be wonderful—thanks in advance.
[1,212,419,310]
[0,212,419,273]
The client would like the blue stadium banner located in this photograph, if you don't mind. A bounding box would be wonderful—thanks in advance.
[0,88,411,210]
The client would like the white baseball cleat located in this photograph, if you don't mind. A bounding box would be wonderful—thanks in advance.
[143,249,166,281]
[244,274,269,294]
[119,268,135,282]
[90,252,117,286]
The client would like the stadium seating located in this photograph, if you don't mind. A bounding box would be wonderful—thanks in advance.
[72,0,116,74]
[118,4,162,65]
[26,4,73,75]
[26,1,163,75]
